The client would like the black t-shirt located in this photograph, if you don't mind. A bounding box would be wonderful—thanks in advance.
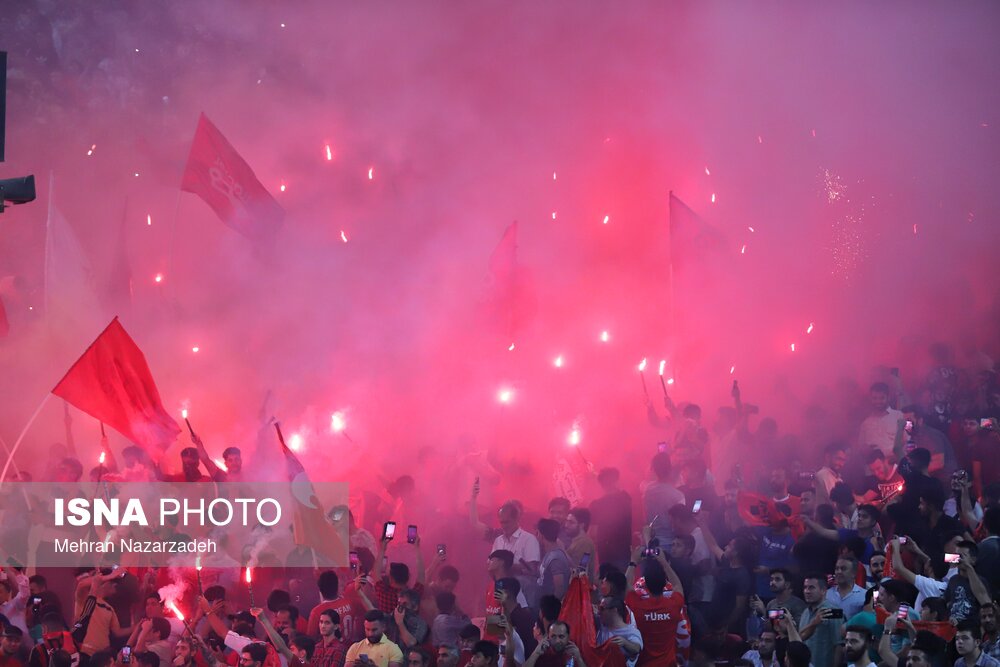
[712,566,753,632]
[677,484,720,516]
[946,575,992,624]
[887,472,943,540]
[792,533,840,578]
[590,490,633,567]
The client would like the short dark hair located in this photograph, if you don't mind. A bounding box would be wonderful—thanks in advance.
[204,585,226,602]
[458,624,481,641]
[319,609,341,625]
[599,596,626,619]
[364,609,386,624]
[830,482,854,507]
[536,518,561,543]
[803,573,828,589]
[89,651,115,667]
[471,641,499,662]
[59,458,83,481]
[150,617,171,641]
[222,447,241,458]
[600,570,627,596]
[389,562,410,585]
[568,507,591,531]
[864,449,886,465]
[785,641,812,667]
[135,652,160,667]
[538,595,561,623]
[488,550,515,571]
[642,560,667,596]
[241,644,268,665]
[407,648,430,667]
[957,540,978,558]
[857,504,881,522]
[266,589,291,612]
[921,597,947,621]
[28,575,46,589]
[549,620,571,636]
[674,534,696,555]
[180,447,198,458]
[548,497,571,512]
[824,442,847,457]
[496,577,520,597]
[955,619,981,640]
[317,570,340,599]
[844,625,872,643]
[880,579,915,605]
[870,382,890,395]
[769,568,791,582]
[436,592,456,614]
[290,635,316,661]
[438,565,460,583]
[918,484,946,511]
[908,448,931,469]
[651,453,672,480]
[597,468,620,485]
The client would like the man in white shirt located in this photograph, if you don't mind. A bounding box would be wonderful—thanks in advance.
[814,443,847,507]
[858,383,903,459]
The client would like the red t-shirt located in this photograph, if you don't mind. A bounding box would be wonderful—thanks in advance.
[483,583,504,640]
[626,588,690,667]
[308,597,358,640]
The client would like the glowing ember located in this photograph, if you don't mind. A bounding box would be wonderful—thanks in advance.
[498,388,513,404]
[508,343,515,351]
[748,226,755,232]
[638,358,647,372]
[340,230,349,243]
[603,215,610,225]
[567,428,581,446]
[600,330,610,343]
[730,366,735,374]
[368,167,374,180]
[181,408,188,419]
[913,224,918,235]
[757,135,763,144]
[806,322,814,334]
[288,433,303,451]
[552,172,557,180]
[790,343,796,352]
[711,193,716,203]
[213,458,228,471]
[331,412,346,432]
[87,144,96,156]
[811,129,817,137]
[146,214,152,226]
[551,212,557,220]
[553,355,564,368]
[154,273,163,283]
[741,244,747,254]
[279,183,287,192]
[166,601,185,621]
[897,483,903,491]
[245,567,252,584]
[325,144,333,161]
[667,378,675,385]
[705,167,711,176]
[99,451,106,464]
[822,169,846,203]
[192,346,200,353]
[196,557,202,572]
[658,360,666,376]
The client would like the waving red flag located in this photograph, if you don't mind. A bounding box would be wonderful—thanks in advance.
[558,577,628,667]
[181,113,284,240]
[53,318,180,454]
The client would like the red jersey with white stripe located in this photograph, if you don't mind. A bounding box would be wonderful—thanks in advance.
[625,587,690,667]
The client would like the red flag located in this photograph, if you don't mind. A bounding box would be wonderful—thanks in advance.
[737,492,801,529]
[181,113,284,240]
[277,427,346,563]
[486,221,536,340]
[558,577,628,667]
[0,295,8,337]
[52,318,180,454]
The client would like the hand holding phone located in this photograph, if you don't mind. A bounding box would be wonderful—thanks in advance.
[407,525,418,544]
[382,522,396,541]
[692,500,702,513]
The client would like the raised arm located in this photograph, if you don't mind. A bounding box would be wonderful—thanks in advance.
[251,608,294,661]
[191,433,224,481]
[877,613,900,667]
[801,516,839,542]
[469,479,490,537]
[890,538,918,585]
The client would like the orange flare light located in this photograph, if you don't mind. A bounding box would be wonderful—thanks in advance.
[790,343,796,352]
[508,343,515,351]
[331,412,347,432]
[154,273,163,283]
[600,331,610,343]
[166,601,185,622]
[214,458,228,472]
[658,360,666,376]
[340,230,349,243]
[602,215,610,225]
[288,433,303,451]
[807,323,814,334]
[99,451,106,464]
[711,193,717,203]
[279,183,286,192]
[325,145,333,161]
[146,214,152,226]
[553,355,564,368]
[638,358,647,372]
[181,408,188,419]
[498,388,513,404]
[245,567,252,584]
[568,429,581,446]
[368,167,374,180]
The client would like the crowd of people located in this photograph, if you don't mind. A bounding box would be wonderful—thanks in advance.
[2,348,1000,667]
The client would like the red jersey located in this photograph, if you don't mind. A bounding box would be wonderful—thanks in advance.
[483,583,503,640]
[308,597,358,640]
[625,588,690,667]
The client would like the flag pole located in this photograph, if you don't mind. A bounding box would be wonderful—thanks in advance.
[0,394,53,488]
[0,435,33,511]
